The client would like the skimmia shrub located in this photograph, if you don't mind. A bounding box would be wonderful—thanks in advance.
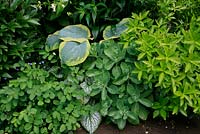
[0,0,43,85]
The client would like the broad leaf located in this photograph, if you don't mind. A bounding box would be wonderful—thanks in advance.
[59,40,90,66]
[139,98,152,107]
[81,112,101,134]
[58,24,91,41]
[116,118,126,130]
[46,34,61,51]
[138,105,149,120]
[103,18,130,40]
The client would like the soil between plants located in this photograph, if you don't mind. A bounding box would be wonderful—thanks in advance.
[77,116,200,134]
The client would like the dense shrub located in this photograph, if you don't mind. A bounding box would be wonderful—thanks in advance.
[1,0,200,133]
[0,64,90,133]
[121,12,200,119]
[0,0,44,87]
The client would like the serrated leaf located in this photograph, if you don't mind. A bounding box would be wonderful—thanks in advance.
[81,112,101,134]
[59,40,90,66]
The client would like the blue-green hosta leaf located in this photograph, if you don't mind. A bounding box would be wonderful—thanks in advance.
[59,40,90,66]
[81,112,101,134]
[58,24,91,41]
[103,18,130,40]
[46,34,61,51]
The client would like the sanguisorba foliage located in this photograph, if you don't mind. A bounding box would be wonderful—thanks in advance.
[0,64,90,134]
[0,0,42,84]
[121,12,200,119]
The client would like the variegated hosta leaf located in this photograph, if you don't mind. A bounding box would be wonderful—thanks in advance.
[103,18,130,40]
[58,24,91,41]
[59,40,90,66]
[81,112,101,134]
[46,34,61,51]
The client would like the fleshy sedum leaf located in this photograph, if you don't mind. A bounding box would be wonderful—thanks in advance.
[103,18,130,40]
[59,40,90,66]
[81,112,101,134]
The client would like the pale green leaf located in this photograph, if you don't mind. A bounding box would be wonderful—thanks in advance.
[81,112,101,134]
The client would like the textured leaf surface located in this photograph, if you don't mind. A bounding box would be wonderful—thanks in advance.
[59,40,90,66]
[103,18,130,40]
[81,112,101,134]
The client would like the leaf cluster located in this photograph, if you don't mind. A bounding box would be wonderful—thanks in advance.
[0,0,43,85]
[122,12,200,120]
[0,64,90,133]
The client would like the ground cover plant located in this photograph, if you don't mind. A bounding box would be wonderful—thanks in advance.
[0,0,200,133]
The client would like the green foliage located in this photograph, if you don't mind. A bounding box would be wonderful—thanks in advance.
[157,0,200,31]
[0,64,90,133]
[79,39,153,130]
[0,0,43,85]
[122,12,200,120]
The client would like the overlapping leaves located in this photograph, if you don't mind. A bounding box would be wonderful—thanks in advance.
[46,24,91,66]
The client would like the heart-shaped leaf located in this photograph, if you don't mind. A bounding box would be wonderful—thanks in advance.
[59,40,90,66]
[81,112,101,134]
